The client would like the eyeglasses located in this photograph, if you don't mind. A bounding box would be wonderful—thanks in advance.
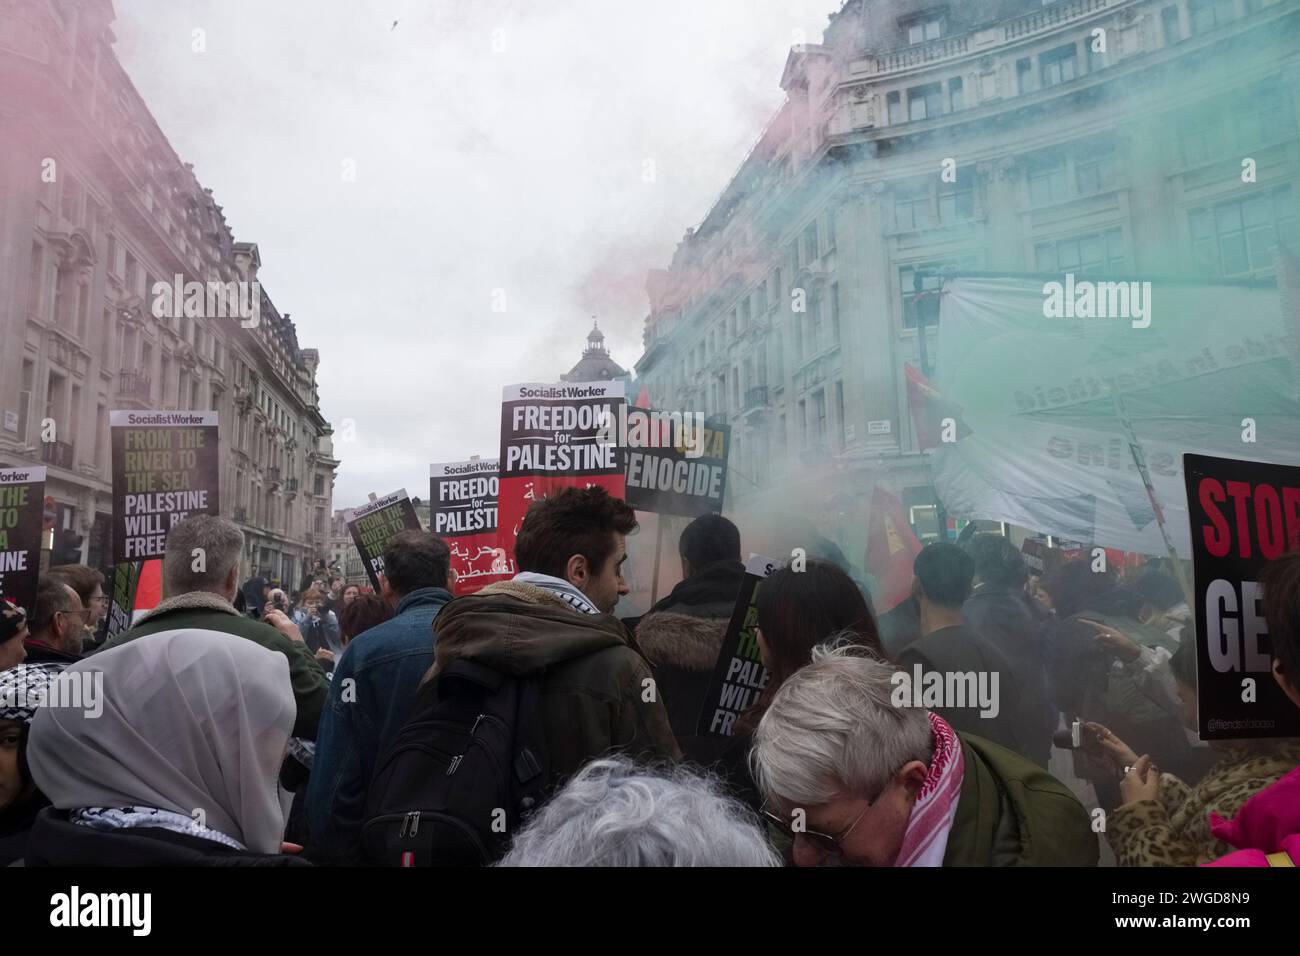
[761,799,873,856]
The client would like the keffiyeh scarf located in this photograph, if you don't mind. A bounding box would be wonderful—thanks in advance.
[512,571,600,615]
[71,806,246,851]
[894,712,965,867]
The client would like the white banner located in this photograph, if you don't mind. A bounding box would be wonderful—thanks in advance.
[931,275,1300,556]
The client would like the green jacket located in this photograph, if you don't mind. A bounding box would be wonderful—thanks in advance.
[99,591,329,740]
[429,580,681,783]
[944,733,1099,866]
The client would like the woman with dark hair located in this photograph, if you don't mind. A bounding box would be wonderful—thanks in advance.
[740,561,882,734]
[718,561,883,814]
[338,593,393,647]
[1083,629,1300,866]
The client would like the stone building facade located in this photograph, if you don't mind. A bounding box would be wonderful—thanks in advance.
[633,0,1298,567]
[0,0,339,583]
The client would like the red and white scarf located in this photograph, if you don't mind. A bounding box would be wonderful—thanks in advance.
[894,713,965,867]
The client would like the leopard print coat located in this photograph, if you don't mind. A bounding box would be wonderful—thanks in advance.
[1107,742,1300,867]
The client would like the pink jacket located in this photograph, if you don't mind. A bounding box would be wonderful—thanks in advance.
[1203,765,1300,867]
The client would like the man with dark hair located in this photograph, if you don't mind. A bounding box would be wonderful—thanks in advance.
[23,580,87,666]
[431,486,679,790]
[897,543,1023,754]
[511,486,638,614]
[961,534,1055,766]
[307,529,457,861]
[636,513,745,766]
[677,513,741,578]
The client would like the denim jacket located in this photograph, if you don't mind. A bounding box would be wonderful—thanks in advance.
[305,587,452,861]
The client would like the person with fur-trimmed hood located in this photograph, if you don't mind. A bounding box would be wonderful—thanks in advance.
[430,487,680,786]
[634,513,745,767]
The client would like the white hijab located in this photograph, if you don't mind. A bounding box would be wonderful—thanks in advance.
[28,630,296,854]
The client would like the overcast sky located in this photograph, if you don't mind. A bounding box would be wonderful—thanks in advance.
[111,0,834,508]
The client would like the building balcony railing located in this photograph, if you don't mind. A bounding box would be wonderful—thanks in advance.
[41,440,75,469]
[1003,0,1113,41]
[286,477,299,493]
[852,0,1115,78]
[117,369,152,402]
[234,506,248,523]
[743,385,770,411]
[868,33,971,76]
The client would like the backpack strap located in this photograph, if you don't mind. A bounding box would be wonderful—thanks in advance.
[510,675,550,813]
[1266,851,1294,867]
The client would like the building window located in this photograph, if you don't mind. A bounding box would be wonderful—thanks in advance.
[813,390,827,447]
[1189,0,1237,35]
[1016,58,1033,94]
[1086,34,1108,72]
[1027,155,1069,206]
[1189,185,1297,277]
[895,180,933,231]
[1040,44,1077,88]
[900,257,976,329]
[1162,6,1182,44]
[807,289,821,356]
[949,76,964,111]
[937,173,975,224]
[18,360,34,443]
[1075,145,1119,196]
[900,267,944,329]
[802,220,819,265]
[908,82,943,122]
[27,243,44,318]
[1034,227,1127,274]
[830,282,841,345]
[887,91,905,125]
[905,15,943,45]
[1179,83,1297,167]
[798,399,808,449]
[836,381,848,449]
[95,403,107,470]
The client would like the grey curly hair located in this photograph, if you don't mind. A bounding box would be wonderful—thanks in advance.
[496,757,781,867]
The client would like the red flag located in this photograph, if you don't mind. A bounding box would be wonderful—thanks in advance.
[133,558,163,620]
[905,363,971,450]
[865,485,922,613]
[634,384,650,409]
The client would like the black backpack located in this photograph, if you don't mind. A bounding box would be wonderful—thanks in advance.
[360,659,549,866]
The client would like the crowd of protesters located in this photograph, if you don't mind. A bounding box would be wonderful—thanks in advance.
[1,488,1298,868]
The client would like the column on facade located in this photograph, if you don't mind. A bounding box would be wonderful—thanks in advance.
[836,180,899,454]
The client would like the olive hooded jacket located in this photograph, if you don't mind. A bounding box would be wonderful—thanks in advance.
[428,580,681,784]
